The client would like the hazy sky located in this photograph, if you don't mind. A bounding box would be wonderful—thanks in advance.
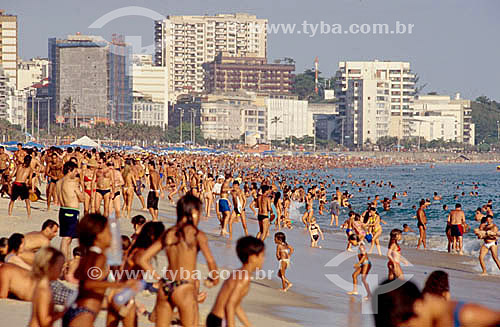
[4,0,499,100]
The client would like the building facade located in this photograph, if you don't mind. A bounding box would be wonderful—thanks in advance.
[265,96,312,141]
[411,94,475,145]
[0,67,8,120]
[48,34,132,126]
[132,94,165,127]
[334,60,415,144]
[17,58,49,90]
[132,54,168,128]
[154,13,267,102]
[203,53,294,94]
[0,10,17,89]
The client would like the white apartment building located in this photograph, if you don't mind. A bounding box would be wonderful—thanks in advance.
[0,67,9,120]
[132,94,165,127]
[334,60,415,144]
[0,10,18,89]
[132,54,168,128]
[200,101,243,141]
[265,97,312,141]
[17,58,50,90]
[411,94,475,145]
[345,79,391,145]
[154,13,267,102]
[408,116,456,142]
[6,88,27,127]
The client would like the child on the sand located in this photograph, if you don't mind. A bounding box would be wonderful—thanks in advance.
[206,236,265,327]
[347,234,372,300]
[275,232,294,292]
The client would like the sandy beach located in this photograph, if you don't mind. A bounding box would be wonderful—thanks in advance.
[1,178,499,327]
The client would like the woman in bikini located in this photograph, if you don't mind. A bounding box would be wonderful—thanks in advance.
[81,161,96,215]
[347,234,372,300]
[275,232,293,292]
[63,213,140,327]
[137,195,219,327]
[201,173,214,218]
[272,192,283,230]
[121,160,136,220]
[366,207,386,256]
[387,229,408,281]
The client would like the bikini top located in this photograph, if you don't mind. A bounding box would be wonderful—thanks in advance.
[453,302,465,327]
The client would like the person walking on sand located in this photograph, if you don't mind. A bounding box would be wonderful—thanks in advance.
[275,232,293,292]
[308,217,324,248]
[347,234,372,300]
[416,199,427,249]
[475,215,500,276]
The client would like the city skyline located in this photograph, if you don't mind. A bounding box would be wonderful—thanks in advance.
[3,0,499,101]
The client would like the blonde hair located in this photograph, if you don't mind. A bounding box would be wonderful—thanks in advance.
[32,247,64,279]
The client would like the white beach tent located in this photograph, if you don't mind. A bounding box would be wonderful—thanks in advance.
[70,136,100,149]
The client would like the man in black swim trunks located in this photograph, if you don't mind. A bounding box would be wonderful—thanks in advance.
[416,199,427,250]
[147,160,162,221]
[256,185,272,240]
[8,155,34,218]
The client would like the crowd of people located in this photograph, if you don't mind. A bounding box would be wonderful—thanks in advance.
[0,143,499,326]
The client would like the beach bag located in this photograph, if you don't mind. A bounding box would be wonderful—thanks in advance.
[365,233,373,243]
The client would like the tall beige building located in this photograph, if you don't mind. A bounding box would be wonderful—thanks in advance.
[0,10,18,89]
[154,13,267,103]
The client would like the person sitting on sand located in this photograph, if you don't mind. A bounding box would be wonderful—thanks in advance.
[5,233,31,270]
[63,247,82,285]
[308,217,324,248]
[28,247,67,327]
[0,237,8,262]
[347,234,372,300]
[20,219,59,265]
[373,279,500,327]
[275,232,293,292]
[422,270,450,300]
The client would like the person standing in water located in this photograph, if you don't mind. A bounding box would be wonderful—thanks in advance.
[256,185,272,241]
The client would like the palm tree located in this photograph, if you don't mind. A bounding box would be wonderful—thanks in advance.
[62,97,77,128]
[270,116,281,144]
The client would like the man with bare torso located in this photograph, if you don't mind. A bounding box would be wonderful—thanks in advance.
[0,263,35,301]
[13,143,26,167]
[19,219,59,266]
[45,152,63,211]
[57,161,84,261]
[416,199,427,249]
[476,215,500,276]
[256,185,272,240]
[230,179,248,238]
[447,203,466,254]
[93,155,115,218]
[147,160,162,221]
[8,155,34,218]
[0,146,11,197]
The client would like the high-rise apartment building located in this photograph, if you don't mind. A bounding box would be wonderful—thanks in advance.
[203,52,294,95]
[132,54,168,128]
[48,34,132,125]
[0,10,18,89]
[154,13,267,102]
[334,61,416,145]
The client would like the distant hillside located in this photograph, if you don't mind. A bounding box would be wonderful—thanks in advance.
[471,96,500,145]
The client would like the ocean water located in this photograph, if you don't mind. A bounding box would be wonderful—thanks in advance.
[195,163,500,326]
